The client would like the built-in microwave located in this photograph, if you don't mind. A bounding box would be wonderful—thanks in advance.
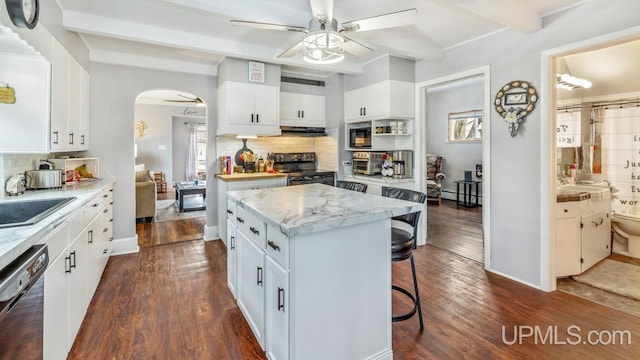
[349,127,372,148]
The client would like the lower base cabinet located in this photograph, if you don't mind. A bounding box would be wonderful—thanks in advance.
[227,220,237,298]
[42,183,113,360]
[265,257,289,360]
[237,230,266,348]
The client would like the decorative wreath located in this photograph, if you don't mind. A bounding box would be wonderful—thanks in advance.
[494,80,538,116]
[494,80,538,137]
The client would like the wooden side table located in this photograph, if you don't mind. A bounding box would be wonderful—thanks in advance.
[154,172,167,193]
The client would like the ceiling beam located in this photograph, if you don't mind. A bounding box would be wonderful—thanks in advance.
[89,49,218,76]
[62,10,364,74]
[438,0,542,33]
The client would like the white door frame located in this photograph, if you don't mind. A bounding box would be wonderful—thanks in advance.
[415,66,492,269]
[540,26,640,292]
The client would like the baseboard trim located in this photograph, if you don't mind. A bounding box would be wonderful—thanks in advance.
[487,268,542,291]
[204,225,220,242]
[111,236,139,255]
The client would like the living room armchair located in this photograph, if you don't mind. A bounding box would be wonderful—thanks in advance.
[426,154,445,205]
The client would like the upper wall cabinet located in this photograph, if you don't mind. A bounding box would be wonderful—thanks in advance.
[280,92,325,127]
[217,81,280,136]
[0,29,50,153]
[344,80,414,121]
[50,40,90,152]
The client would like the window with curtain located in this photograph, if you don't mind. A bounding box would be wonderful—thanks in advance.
[186,123,207,181]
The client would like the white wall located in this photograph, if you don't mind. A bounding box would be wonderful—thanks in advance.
[425,77,483,198]
[415,0,640,287]
[90,63,216,251]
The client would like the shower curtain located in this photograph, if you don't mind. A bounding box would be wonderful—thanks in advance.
[600,104,640,212]
[186,123,198,181]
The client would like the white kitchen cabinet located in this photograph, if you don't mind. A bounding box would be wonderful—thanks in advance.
[218,81,280,136]
[50,40,69,151]
[43,224,70,360]
[217,176,287,245]
[0,53,50,153]
[345,118,413,151]
[227,219,237,298]
[85,210,102,298]
[344,80,414,121]
[265,256,289,360]
[50,40,90,152]
[67,227,89,344]
[280,92,325,127]
[237,230,266,348]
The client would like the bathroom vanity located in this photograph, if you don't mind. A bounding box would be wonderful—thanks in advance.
[556,185,611,277]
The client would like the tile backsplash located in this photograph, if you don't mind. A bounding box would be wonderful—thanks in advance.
[1,154,47,195]
[217,135,338,171]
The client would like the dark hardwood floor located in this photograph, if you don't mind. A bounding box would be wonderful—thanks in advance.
[70,228,639,359]
[136,187,206,247]
[427,199,483,263]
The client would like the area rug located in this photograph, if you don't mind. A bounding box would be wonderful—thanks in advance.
[154,199,206,222]
[572,259,640,301]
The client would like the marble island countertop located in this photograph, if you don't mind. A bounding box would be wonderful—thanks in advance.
[227,183,423,237]
[0,179,114,270]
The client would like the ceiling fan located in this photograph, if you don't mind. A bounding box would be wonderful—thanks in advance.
[164,94,204,105]
[230,0,417,64]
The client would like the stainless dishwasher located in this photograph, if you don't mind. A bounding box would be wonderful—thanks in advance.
[0,244,49,359]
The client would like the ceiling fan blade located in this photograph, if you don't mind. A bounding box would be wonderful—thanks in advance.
[341,8,417,33]
[230,20,307,33]
[309,0,334,21]
[342,35,374,57]
[277,41,303,58]
[178,94,195,100]
[164,100,196,103]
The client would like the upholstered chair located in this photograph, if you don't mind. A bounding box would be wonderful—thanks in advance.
[425,154,445,205]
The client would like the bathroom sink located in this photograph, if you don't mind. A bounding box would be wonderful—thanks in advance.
[0,197,75,229]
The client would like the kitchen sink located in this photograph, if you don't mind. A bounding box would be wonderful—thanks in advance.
[0,197,76,229]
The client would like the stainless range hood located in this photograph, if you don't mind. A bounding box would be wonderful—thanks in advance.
[279,126,326,137]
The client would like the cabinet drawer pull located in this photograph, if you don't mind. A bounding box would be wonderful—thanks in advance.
[81,134,85,145]
[65,255,71,273]
[256,114,259,123]
[251,113,254,123]
[103,194,108,198]
[109,237,113,242]
[257,266,263,286]
[230,236,235,250]
[103,228,109,233]
[236,217,245,224]
[52,131,59,145]
[250,226,259,235]
[103,208,108,213]
[92,203,99,208]
[88,230,93,244]
[278,287,285,312]
[592,218,604,226]
[227,209,233,215]
[103,249,108,254]
[297,110,301,118]
[267,240,281,252]
[69,133,74,145]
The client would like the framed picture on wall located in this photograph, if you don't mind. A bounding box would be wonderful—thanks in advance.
[504,92,528,105]
[248,61,265,83]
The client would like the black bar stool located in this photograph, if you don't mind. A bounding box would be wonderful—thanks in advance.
[336,180,368,193]
[381,186,426,330]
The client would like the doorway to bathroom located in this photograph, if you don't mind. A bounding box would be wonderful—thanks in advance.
[546,35,640,316]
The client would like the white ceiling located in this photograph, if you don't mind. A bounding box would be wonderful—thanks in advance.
[57,0,591,76]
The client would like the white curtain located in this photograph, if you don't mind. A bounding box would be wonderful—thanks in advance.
[186,123,198,181]
[599,105,640,212]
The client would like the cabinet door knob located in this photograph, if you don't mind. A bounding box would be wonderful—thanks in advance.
[564,209,568,213]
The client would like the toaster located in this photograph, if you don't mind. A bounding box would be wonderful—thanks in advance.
[25,170,63,190]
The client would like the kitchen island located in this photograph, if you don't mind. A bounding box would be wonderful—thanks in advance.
[226,184,423,360]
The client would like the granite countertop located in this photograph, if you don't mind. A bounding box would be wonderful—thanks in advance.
[227,183,423,237]
[0,179,114,270]
[217,173,288,181]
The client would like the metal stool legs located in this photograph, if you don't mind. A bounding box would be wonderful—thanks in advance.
[392,254,424,331]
